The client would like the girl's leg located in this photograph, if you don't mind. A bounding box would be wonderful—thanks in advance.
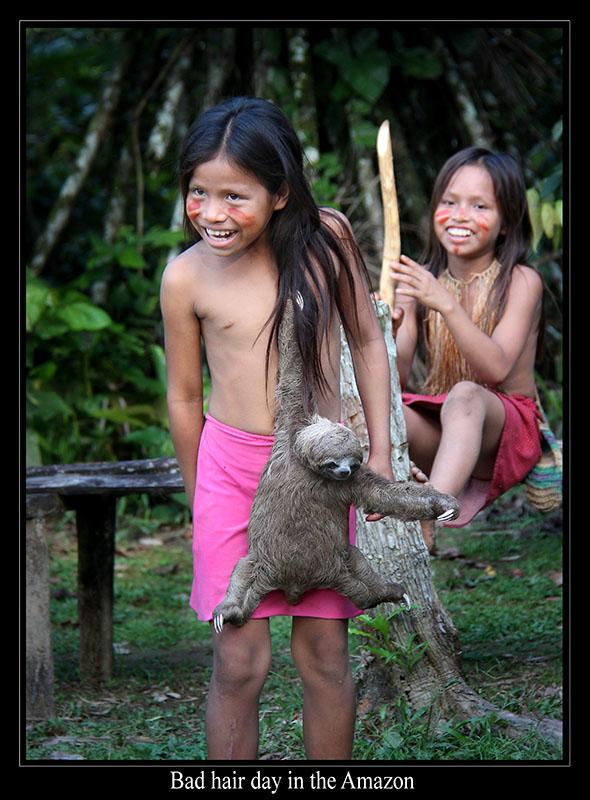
[429,381,506,497]
[206,618,272,760]
[403,383,505,550]
[403,403,442,477]
[290,617,356,759]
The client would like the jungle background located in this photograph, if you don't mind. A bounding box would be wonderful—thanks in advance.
[24,23,564,762]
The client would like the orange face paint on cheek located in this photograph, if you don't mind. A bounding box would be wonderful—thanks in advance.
[228,208,255,225]
[435,210,451,224]
[186,199,201,220]
[476,216,490,232]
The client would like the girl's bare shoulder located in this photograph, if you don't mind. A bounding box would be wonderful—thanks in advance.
[509,264,544,300]
[161,244,201,293]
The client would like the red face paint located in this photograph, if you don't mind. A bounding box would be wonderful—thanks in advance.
[453,246,460,255]
[228,207,255,226]
[434,210,451,224]
[475,216,490,232]
[186,198,201,220]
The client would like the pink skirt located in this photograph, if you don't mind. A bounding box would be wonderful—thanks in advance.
[403,390,542,527]
[190,414,362,621]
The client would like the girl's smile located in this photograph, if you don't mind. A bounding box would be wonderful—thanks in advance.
[186,156,287,257]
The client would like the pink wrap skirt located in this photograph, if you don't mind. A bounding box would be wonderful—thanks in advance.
[403,390,542,527]
[190,414,362,622]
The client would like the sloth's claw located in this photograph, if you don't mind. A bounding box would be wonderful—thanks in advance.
[213,613,224,633]
[402,593,411,608]
[437,508,457,521]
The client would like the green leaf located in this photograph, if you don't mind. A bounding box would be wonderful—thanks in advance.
[382,729,403,749]
[56,302,113,331]
[26,428,43,466]
[142,227,185,248]
[87,403,156,426]
[34,314,70,340]
[27,389,74,421]
[527,188,543,252]
[124,426,174,455]
[346,49,390,103]
[26,280,50,331]
[351,120,379,149]
[150,344,168,391]
[541,202,555,239]
[401,47,443,80]
[117,246,147,269]
[315,40,390,103]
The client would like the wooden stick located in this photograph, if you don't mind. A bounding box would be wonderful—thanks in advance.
[377,120,401,311]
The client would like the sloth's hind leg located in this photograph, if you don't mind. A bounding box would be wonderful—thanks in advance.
[212,554,270,632]
[333,546,407,610]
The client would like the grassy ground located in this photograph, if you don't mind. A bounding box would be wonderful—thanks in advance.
[24,488,563,762]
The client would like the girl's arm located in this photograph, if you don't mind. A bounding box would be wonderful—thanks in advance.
[160,258,204,510]
[390,293,419,390]
[392,256,543,386]
[328,213,394,482]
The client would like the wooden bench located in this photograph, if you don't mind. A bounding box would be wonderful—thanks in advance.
[25,458,184,718]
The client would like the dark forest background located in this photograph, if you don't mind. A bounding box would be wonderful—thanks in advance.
[25,25,563,487]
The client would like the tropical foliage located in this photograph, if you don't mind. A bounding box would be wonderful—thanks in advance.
[26,25,564,477]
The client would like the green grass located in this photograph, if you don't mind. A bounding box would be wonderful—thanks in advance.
[25,488,563,761]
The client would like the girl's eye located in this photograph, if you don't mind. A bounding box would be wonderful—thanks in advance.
[475,203,487,210]
[191,187,205,197]
[227,193,242,202]
[442,199,454,205]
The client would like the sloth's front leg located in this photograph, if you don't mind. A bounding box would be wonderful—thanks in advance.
[212,554,270,632]
[352,469,460,522]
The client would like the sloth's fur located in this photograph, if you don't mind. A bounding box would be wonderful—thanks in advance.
[212,300,459,630]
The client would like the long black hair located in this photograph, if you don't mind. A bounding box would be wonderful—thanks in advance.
[179,96,373,406]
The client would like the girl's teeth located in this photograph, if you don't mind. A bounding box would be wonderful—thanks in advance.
[207,228,236,238]
[448,228,472,237]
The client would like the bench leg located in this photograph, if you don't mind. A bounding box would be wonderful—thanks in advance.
[26,509,55,719]
[72,496,117,683]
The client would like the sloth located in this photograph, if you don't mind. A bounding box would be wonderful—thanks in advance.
[212,298,459,631]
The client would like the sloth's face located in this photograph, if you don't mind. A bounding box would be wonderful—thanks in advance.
[293,417,363,480]
[318,455,362,481]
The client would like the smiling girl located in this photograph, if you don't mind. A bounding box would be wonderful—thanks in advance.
[389,147,544,550]
[160,97,394,759]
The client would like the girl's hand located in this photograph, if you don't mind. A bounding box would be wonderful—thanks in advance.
[364,456,394,522]
[390,255,455,315]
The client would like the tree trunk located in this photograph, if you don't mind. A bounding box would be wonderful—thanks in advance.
[343,102,383,286]
[340,300,562,745]
[146,49,193,166]
[432,36,494,149]
[30,54,129,275]
[202,28,237,109]
[286,28,320,171]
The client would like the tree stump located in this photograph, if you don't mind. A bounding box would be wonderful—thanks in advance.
[340,300,562,745]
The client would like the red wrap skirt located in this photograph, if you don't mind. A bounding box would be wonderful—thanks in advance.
[403,390,542,527]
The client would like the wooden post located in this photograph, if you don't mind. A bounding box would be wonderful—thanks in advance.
[69,495,117,683]
[26,495,60,719]
[377,120,401,311]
